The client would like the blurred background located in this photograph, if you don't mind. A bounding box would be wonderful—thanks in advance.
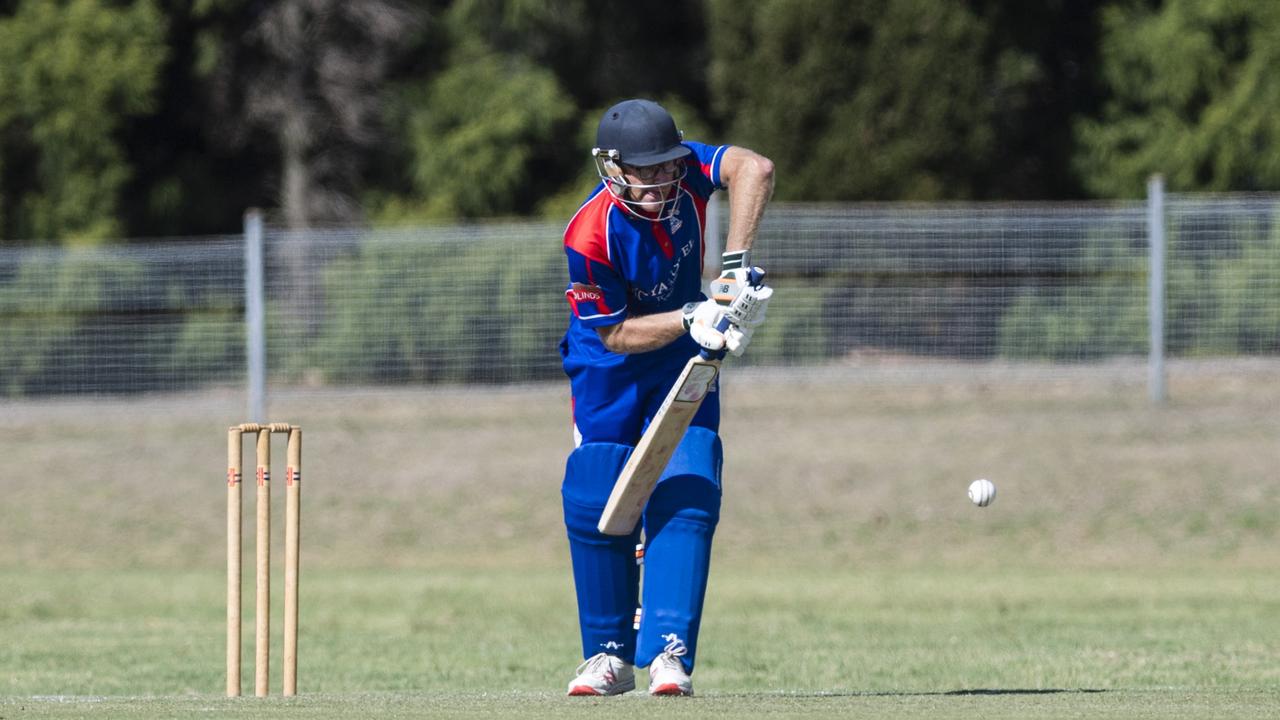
[4,0,1280,243]
[4,0,1280,402]
[3,2,1280,703]
[2,0,1278,536]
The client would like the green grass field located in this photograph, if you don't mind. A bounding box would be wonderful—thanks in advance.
[2,363,1279,718]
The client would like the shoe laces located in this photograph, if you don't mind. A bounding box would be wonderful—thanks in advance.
[656,635,688,669]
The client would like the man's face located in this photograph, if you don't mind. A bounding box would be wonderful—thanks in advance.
[620,160,681,213]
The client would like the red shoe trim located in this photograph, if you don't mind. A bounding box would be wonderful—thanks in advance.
[568,686,602,696]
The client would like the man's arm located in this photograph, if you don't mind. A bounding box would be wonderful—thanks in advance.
[719,146,775,253]
[597,299,736,355]
[710,146,775,306]
[596,311,686,354]
[597,147,773,356]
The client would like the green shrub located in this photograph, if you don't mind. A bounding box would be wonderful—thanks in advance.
[299,231,566,385]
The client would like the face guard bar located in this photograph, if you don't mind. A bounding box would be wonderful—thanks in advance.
[592,148,688,222]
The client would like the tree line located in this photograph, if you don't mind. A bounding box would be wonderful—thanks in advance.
[2,0,1279,244]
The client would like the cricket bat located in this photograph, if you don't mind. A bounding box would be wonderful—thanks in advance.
[596,351,723,535]
[597,273,769,536]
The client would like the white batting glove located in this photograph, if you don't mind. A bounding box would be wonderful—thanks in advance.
[725,283,772,329]
[723,324,754,356]
[710,250,765,307]
[681,299,727,352]
[721,284,773,356]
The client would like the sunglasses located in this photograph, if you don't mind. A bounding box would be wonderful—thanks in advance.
[621,159,682,182]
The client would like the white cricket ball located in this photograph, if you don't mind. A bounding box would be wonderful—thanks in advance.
[968,478,996,507]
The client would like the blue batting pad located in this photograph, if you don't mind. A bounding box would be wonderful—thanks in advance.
[562,442,640,662]
[635,426,722,671]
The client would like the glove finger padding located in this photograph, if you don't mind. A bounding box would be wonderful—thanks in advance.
[682,299,727,351]
[725,284,773,328]
[723,324,755,357]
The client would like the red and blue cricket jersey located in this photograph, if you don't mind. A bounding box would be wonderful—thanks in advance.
[560,141,730,445]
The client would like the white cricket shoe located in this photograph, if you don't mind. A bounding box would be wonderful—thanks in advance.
[647,644,693,696]
[566,653,635,696]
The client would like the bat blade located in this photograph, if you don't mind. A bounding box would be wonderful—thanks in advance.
[597,356,721,535]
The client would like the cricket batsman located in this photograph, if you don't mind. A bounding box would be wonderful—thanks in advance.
[559,98,775,696]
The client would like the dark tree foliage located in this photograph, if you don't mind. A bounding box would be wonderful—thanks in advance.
[197,0,424,228]
[969,0,1104,199]
[1076,0,1280,196]
[117,1,275,238]
[707,0,1101,201]
[442,0,710,113]
[16,1,1280,241]
[371,0,712,221]
[0,0,166,242]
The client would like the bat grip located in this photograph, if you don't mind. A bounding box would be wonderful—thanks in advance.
[698,268,764,360]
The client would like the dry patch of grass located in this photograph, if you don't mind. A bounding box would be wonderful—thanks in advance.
[1,361,1277,571]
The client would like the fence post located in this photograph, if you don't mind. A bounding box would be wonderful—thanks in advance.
[1147,175,1167,405]
[245,209,267,422]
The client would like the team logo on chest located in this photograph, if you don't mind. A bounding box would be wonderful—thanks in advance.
[668,205,683,234]
[633,228,698,303]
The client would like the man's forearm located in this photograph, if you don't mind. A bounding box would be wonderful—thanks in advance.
[596,311,686,354]
[723,150,775,252]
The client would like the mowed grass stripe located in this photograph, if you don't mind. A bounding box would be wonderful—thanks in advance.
[5,690,1280,720]
[3,566,1278,719]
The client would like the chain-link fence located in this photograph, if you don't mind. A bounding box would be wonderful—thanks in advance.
[3,194,1279,405]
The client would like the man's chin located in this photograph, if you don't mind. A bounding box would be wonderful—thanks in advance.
[635,195,666,214]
